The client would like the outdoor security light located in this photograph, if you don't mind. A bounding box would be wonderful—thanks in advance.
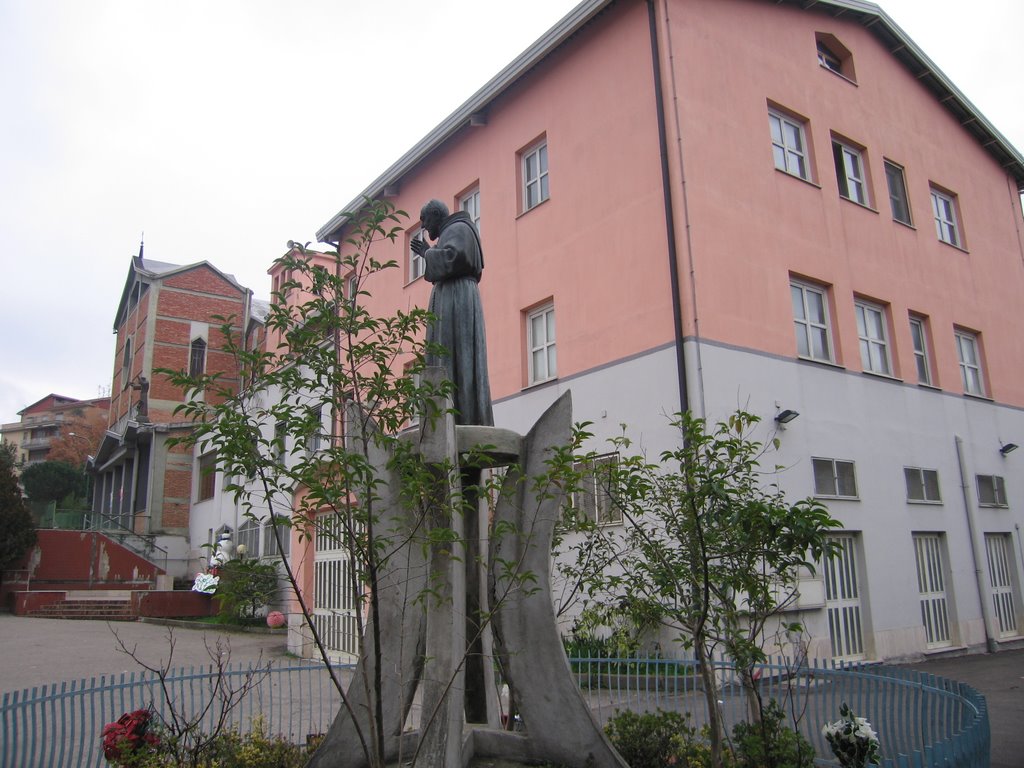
[999,442,1018,456]
[775,409,800,425]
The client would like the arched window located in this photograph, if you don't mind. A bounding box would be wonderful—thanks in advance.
[189,337,207,377]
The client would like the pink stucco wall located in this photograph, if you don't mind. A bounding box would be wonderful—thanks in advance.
[351,0,675,401]
[663,0,1024,403]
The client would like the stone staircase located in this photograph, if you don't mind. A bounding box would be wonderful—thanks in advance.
[24,590,136,621]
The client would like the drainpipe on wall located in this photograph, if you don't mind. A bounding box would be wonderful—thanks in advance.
[647,0,688,416]
[955,435,998,652]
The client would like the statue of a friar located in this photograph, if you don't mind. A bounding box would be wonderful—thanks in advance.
[411,199,493,427]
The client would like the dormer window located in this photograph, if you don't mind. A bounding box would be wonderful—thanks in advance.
[815,33,856,83]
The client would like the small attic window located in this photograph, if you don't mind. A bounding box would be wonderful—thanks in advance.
[815,33,856,82]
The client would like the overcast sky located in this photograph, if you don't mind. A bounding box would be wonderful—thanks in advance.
[1,0,1021,424]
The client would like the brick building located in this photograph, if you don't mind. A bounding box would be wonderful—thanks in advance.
[90,250,253,576]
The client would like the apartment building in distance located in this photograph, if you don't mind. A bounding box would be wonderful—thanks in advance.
[1,394,110,469]
[270,0,1024,664]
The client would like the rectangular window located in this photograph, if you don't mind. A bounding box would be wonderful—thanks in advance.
[189,337,207,378]
[522,141,549,211]
[460,187,481,235]
[274,421,287,465]
[824,534,865,661]
[527,304,556,384]
[985,534,1020,637]
[913,533,952,647]
[854,300,891,375]
[909,316,933,386]
[769,109,810,180]
[573,453,622,526]
[885,161,912,225]
[306,405,323,456]
[791,280,834,363]
[954,329,985,396]
[813,457,858,498]
[408,227,426,282]
[977,474,1008,507]
[346,274,358,307]
[905,467,941,503]
[832,140,868,205]
[931,187,962,247]
[197,451,217,502]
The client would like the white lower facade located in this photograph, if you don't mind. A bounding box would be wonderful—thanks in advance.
[497,339,1024,662]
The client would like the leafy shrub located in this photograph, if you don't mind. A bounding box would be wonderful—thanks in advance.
[731,699,815,768]
[214,559,279,620]
[604,709,710,768]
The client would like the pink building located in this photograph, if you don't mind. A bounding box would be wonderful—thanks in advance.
[289,0,1024,662]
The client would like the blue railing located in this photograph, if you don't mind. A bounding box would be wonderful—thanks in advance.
[1,656,988,768]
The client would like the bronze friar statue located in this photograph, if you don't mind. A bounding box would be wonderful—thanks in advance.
[412,199,493,427]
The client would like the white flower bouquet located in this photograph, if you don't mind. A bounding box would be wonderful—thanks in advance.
[822,702,881,767]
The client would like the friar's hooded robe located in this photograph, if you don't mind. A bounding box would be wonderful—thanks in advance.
[423,211,494,427]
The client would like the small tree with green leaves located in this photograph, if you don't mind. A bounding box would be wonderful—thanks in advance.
[559,411,840,768]
[20,459,86,507]
[0,441,36,575]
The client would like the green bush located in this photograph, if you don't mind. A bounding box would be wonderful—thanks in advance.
[731,699,815,768]
[604,709,710,768]
[214,559,279,620]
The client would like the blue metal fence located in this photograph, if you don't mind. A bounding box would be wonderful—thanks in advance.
[1,656,988,768]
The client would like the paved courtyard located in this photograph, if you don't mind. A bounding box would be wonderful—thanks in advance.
[1,613,1021,767]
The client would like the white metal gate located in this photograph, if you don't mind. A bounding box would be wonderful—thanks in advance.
[985,533,1020,638]
[824,534,865,661]
[313,513,362,662]
[913,534,951,647]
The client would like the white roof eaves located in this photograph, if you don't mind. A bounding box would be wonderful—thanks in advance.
[315,0,614,242]
[316,0,1024,242]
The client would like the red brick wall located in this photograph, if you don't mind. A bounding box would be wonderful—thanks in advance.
[162,265,244,299]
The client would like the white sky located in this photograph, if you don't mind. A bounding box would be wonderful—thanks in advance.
[1,0,1021,424]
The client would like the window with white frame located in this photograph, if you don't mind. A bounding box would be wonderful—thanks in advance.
[930,187,962,247]
[573,453,621,526]
[522,141,549,211]
[460,187,481,235]
[769,109,810,180]
[909,316,933,386]
[527,304,556,384]
[817,41,842,73]
[408,227,426,282]
[346,273,358,307]
[905,467,941,503]
[954,329,985,396]
[885,161,912,225]
[274,421,287,465]
[815,33,855,81]
[791,280,834,363]
[977,474,1007,507]
[832,139,868,205]
[813,457,858,498]
[306,405,323,456]
[854,300,891,375]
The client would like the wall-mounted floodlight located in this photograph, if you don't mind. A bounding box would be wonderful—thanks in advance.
[775,409,800,425]
[999,442,1018,456]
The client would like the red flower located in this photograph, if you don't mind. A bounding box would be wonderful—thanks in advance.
[101,708,157,762]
